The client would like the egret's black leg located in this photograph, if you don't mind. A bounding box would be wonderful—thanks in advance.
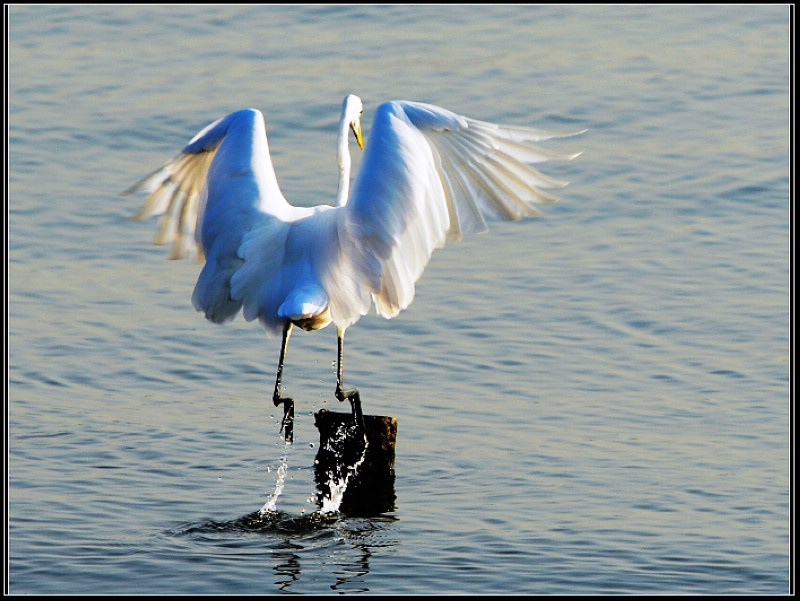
[273,321,294,443]
[335,328,365,432]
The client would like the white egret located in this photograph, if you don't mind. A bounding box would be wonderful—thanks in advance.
[125,95,581,442]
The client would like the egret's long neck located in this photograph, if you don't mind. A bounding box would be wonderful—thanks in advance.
[335,120,352,208]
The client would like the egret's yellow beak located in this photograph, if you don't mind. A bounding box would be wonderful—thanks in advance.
[352,122,363,150]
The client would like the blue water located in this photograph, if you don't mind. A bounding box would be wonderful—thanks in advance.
[7,5,790,594]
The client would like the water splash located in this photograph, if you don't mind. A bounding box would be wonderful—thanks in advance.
[259,439,291,516]
[260,414,371,516]
[316,421,368,514]
[318,451,366,514]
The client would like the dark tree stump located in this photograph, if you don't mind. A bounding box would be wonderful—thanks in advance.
[313,409,397,515]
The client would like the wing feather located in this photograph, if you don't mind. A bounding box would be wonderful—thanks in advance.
[125,145,217,260]
[126,109,294,327]
[127,100,580,335]
[344,100,581,320]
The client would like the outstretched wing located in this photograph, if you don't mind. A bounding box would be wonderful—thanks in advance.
[126,109,297,326]
[124,109,289,261]
[344,100,582,320]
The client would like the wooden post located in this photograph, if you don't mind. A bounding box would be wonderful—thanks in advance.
[313,409,397,515]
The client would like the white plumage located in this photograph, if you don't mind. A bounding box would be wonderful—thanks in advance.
[125,95,581,441]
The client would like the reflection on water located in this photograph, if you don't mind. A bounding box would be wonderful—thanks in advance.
[172,511,398,593]
[8,3,789,594]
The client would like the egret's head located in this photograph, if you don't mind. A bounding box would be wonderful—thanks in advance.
[342,94,363,150]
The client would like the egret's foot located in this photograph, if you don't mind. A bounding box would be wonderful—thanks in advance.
[274,397,294,444]
[337,387,365,435]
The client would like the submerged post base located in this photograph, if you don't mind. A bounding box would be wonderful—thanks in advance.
[314,409,397,515]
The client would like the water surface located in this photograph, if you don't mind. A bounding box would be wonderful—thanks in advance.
[8,5,790,594]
